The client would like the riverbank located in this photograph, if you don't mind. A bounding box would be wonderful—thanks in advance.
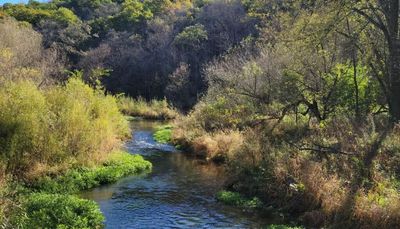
[82,120,283,228]
[165,101,400,228]
[1,151,151,228]
[152,124,304,228]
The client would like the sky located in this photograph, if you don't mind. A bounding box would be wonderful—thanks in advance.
[0,0,48,5]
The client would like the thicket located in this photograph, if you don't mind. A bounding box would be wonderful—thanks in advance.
[0,77,129,180]
[171,1,400,228]
[0,18,151,228]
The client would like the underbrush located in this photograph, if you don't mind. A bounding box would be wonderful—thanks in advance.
[171,99,400,228]
[117,96,178,120]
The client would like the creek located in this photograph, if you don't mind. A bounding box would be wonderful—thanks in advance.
[81,120,270,228]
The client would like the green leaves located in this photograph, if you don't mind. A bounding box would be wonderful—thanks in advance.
[23,193,104,229]
[174,24,208,50]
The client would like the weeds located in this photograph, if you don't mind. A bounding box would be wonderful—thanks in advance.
[117,96,178,120]
[153,125,173,143]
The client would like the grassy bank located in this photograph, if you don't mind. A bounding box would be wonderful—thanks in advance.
[1,151,151,228]
[0,75,151,227]
[31,151,152,194]
[117,96,179,120]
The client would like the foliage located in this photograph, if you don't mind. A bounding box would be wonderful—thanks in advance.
[0,77,129,179]
[21,193,104,229]
[216,190,262,209]
[174,24,208,50]
[32,151,151,194]
[266,225,304,229]
[3,3,80,25]
[153,125,173,144]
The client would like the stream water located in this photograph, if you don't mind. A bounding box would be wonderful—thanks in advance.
[81,120,271,228]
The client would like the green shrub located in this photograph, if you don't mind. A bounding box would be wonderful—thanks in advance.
[0,80,50,174]
[0,78,129,179]
[22,193,104,229]
[216,190,262,209]
[153,125,173,143]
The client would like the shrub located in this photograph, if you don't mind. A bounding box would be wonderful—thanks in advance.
[0,80,50,175]
[191,130,244,162]
[353,182,400,228]
[21,193,104,229]
[0,77,130,180]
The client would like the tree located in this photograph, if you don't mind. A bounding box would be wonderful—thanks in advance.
[352,0,400,121]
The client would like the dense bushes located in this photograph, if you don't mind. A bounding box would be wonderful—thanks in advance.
[172,101,400,227]
[0,75,153,228]
[0,77,129,180]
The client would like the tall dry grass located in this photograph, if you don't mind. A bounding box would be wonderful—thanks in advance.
[117,96,178,120]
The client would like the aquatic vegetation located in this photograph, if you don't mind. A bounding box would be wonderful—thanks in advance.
[32,151,152,194]
[216,190,262,209]
[153,125,173,143]
[267,225,304,229]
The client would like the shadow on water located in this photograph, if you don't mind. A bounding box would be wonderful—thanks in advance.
[81,120,272,228]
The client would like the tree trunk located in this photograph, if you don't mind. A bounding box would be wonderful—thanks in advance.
[389,39,400,121]
[386,0,400,121]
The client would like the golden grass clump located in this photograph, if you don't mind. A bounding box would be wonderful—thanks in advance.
[117,96,178,120]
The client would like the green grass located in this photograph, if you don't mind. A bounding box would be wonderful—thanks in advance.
[153,125,173,143]
[266,225,304,229]
[20,193,104,229]
[32,151,152,194]
[4,151,152,228]
[216,190,262,209]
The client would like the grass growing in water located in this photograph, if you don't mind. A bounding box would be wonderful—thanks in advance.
[267,225,304,229]
[2,151,152,228]
[216,190,262,209]
[32,151,152,194]
[153,125,173,143]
